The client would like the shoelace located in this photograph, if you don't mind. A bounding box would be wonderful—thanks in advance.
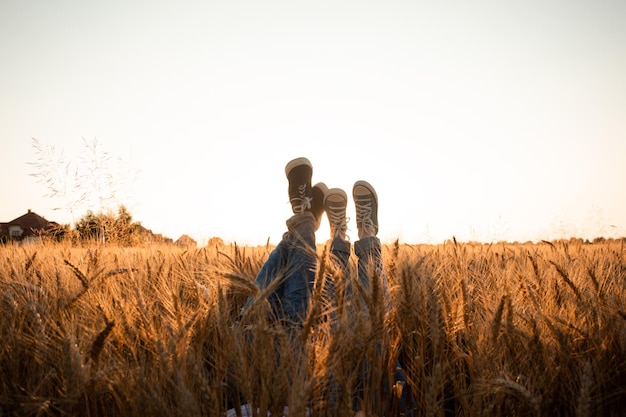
[326,202,349,238]
[291,184,312,213]
[355,197,375,235]
[326,204,346,227]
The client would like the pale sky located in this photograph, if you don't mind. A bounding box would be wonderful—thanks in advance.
[2,0,625,245]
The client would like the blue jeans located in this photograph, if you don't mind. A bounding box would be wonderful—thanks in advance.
[328,236,414,415]
[241,212,317,326]
[329,235,391,311]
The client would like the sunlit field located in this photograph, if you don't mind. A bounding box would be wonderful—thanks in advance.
[1,238,625,416]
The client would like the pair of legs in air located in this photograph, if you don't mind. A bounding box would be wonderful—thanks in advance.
[241,157,388,326]
[239,157,413,414]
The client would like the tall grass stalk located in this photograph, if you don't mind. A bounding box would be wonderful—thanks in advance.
[0,238,625,416]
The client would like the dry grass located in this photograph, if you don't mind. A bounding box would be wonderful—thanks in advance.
[1,238,625,416]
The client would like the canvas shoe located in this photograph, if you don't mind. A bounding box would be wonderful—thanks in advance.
[324,187,348,240]
[311,182,328,230]
[353,180,378,239]
[285,157,313,214]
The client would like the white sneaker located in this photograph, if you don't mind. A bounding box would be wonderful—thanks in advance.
[324,187,348,240]
[353,180,378,239]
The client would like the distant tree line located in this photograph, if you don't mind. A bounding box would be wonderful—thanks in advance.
[72,205,144,245]
[0,205,160,246]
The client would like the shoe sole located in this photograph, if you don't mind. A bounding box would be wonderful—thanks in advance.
[285,157,312,178]
[324,187,347,206]
[352,180,377,202]
[313,182,329,196]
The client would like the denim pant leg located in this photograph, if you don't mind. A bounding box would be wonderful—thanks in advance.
[353,237,392,411]
[241,235,291,319]
[330,237,351,276]
[328,237,351,307]
[354,236,391,311]
[279,212,317,325]
[319,238,351,409]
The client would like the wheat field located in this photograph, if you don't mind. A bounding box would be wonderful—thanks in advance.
[1,238,625,416]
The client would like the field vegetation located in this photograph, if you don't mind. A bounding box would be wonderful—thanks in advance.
[1,238,625,416]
